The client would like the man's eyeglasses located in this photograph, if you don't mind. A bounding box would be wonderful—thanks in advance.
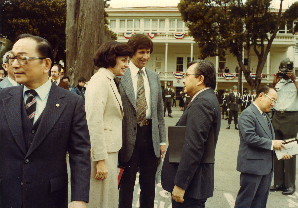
[264,93,278,104]
[9,54,45,65]
[185,73,200,78]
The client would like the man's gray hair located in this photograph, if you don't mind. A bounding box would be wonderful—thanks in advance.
[2,51,11,64]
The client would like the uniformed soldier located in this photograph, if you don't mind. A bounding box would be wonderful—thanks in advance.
[221,89,229,119]
[163,86,175,117]
[241,90,248,112]
[227,85,242,129]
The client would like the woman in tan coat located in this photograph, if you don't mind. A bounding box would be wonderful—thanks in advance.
[85,41,133,208]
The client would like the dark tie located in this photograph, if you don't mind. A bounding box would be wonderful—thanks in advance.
[262,113,270,127]
[25,90,38,123]
[136,70,147,127]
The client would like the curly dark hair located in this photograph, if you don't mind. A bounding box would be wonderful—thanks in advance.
[94,41,133,68]
[127,34,153,55]
[187,60,216,89]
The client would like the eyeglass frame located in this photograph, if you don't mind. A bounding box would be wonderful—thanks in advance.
[263,93,278,104]
[8,54,46,66]
[184,73,201,78]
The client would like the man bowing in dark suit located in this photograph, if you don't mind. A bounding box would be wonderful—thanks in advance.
[0,34,91,208]
[161,60,221,208]
[234,85,291,208]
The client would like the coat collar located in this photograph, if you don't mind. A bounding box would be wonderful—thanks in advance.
[3,85,26,154]
[99,68,123,112]
[250,104,273,138]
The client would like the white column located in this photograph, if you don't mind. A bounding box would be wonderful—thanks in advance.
[267,51,270,80]
[165,43,168,79]
[190,43,193,63]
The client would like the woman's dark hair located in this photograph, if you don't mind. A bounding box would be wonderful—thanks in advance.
[94,41,133,68]
[127,34,153,55]
[188,60,216,90]
[16,34,54,67]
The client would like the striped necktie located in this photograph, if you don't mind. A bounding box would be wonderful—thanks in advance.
[25,90,38,123]
[136,70,147,127]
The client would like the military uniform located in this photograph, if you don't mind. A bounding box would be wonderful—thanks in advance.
[163,87,175,117]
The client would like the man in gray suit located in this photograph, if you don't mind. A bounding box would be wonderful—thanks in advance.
[119,34,167,208]
[234,85,291,208]
[0,50,19,89]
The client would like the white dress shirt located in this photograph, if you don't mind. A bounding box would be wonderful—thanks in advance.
[129,61,151,119]
[23,79,52,124]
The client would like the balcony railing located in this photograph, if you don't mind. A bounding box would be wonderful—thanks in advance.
[157,72,276,82]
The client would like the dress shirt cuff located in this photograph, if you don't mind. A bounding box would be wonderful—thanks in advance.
[160,142,166,146]
[271,141,273,150]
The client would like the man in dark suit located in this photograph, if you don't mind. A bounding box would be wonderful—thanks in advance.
[0,50,19,89]
[161,60,221,208]
[119,34,167,208]
[226,85,241,129]
[234,85,291,208]
[51,64,69,90]
[0,34,91,208]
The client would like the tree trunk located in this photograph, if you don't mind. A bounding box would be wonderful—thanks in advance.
[66,0,110,86]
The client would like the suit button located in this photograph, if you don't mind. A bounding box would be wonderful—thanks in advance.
[134,127,136,130]
[31,130,35,134]
[24,159,29,164]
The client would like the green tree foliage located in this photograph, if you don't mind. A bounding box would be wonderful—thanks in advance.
[283,1,298,34]
[104,1,117,40]
[1,0,66,64]
[178,0,293,90]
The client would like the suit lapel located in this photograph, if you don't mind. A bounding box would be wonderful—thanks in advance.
[251,105,272,138]
[3,86,26,154]
[121,68,136,110]
[26,84,67,156]
[146,69,155,111]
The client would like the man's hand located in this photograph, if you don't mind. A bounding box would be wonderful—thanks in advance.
[160,145,167,158]
[69,201,87,208]
[272,140,286,151]
[282,154,293,160]
[227,108,230,112]
[273,73,281,87]
[172,185,185,203]
[95,160,108,180]
[286,70,296,82]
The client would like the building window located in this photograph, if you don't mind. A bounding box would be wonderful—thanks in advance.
[119,19,140,31]
[144,19,165,32]
[169,19,187,32]
[109,20,116,29]
[187,57,194,64]
[176,57,183,72]
[159,19,165,31]
[169,19,175,31]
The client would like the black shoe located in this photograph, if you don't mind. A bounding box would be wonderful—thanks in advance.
[235,127,239,130]
[226,126,230,129]
[168,114,173,118]
[224,118,228,120]
[270,185,285,192]
[282,186,295,195]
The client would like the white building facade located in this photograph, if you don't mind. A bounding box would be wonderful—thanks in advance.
[106,7,298,96]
